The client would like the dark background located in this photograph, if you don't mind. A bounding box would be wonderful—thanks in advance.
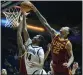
[1,1,82,74]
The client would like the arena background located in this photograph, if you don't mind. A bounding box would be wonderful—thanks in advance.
[1,1,82,74]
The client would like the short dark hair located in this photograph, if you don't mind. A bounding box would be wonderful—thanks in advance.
[39,35,47,50]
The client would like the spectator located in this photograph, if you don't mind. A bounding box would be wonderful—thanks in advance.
[1,69,7,75]
[72,62,81,75]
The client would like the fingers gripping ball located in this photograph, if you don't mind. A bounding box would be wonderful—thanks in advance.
[20,1,32,12]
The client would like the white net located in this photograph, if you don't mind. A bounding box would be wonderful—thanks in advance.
[3,6,22,28]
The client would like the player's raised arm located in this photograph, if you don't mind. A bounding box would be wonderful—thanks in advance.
[22,12,30,43]
[26,2,57,37]
[34,7,57,37]
[44,43,51,61]
[17,16,26,55]
[22,12,32,47]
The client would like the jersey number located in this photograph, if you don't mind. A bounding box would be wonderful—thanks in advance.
[53,47,60,54]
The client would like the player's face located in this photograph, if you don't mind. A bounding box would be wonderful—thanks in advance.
[32,35,41,43]
[60,27,69,36]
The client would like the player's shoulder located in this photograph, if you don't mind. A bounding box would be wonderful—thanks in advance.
[39,46,43,49]
[66,40,71,45]
[37,47,44,55]
[38,47,44,52]
[38,47,43,51]
[66,40,72,48]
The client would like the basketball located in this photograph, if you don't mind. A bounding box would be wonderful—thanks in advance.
[20,2,32,12]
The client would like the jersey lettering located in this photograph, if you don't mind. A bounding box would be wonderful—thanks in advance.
[52,40,65,54]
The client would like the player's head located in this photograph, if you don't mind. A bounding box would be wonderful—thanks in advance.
[60,26,72,38]
[32,35,46,46]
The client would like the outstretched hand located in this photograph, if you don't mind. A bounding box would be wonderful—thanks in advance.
[24,1,37,12]
[20,1,34,13]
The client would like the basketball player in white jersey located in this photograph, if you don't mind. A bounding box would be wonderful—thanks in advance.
[17,11,47,74]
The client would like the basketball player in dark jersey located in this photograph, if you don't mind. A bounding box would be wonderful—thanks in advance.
[26,2,74,75]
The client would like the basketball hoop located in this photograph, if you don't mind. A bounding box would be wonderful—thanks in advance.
[2,1,31,29]
[3,6,22,28]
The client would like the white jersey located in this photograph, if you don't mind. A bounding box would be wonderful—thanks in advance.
[24,38,46,74]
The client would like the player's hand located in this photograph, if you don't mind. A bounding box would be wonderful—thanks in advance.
[25,1,37,12]
[73,62,78,70]
[63,62,70,68]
